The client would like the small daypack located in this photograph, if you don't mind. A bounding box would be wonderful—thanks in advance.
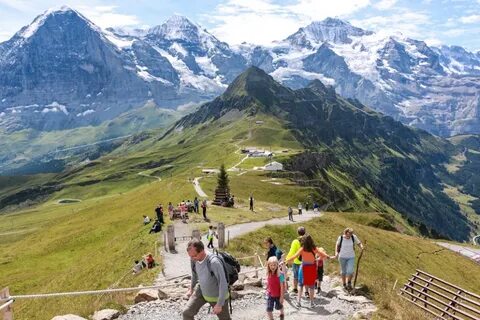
[336,234,355,253]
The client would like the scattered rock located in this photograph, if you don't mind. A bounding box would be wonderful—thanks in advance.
[92,309,120,320]
[353,306,378,319]
[338,294,370,304]
[51,315,87,320]
[243,278,262,288]
[231,281,245,291]
[134,289,159,303]
[157,289,168,300]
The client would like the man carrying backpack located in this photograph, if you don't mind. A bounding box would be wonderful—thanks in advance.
[264,237,283,261]
[184,239,231,320]
[332,228,364,291]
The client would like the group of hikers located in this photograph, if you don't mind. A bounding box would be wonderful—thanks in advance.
[287,201,322,221]
[183,226,364,320]
[143,199,209,233]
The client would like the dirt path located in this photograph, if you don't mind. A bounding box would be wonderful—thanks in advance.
[138,171,162,181]
[436,242,480,263]
[193,177,208,197]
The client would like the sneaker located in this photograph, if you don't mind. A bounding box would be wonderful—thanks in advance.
[279,315,285,320]
[316,288,321,294]
[343,283,348,290]
[292,288,298,294]
[305,291,309,298]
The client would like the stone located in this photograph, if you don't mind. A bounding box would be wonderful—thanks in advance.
[326,287,344,298]
[353,306,378,319]
[134,289,159,303]
[51,315,87,320]
[243,278,262,288]
[231,280,245,291]
[338,294,370,304]
[92,309,120,320]
[157,289,168,300]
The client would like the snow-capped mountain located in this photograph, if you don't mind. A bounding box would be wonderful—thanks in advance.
[1,8,479,136]
[240,20,480,136]
[0,8,244,132]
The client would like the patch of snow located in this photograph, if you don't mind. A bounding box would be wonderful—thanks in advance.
[104,33,134,50]
[270,67,336,86]
[76,109,95,117]
[0,112,5,117]
[6,104,39,111]
[402,41,428,59]
[97,92,103,96]
[86,94,91,98]
[137,68,173,84]
[170,43,187,56]
[1,99,5,103]
[195,56,218,77]
[47,101,68,115]
[330,33,387,83]
[152,46,226,92]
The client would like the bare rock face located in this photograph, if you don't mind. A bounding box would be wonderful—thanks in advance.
[92,309,121,320]
[51,315,87,320]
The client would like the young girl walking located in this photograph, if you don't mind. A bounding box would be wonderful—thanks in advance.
[266,256,285,320]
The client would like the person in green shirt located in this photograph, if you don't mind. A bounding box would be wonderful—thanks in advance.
[286,226,306,293]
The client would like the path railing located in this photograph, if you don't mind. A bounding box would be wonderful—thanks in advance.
[400,269,480,320]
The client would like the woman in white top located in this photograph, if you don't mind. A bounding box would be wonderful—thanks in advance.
[332,228,364,290]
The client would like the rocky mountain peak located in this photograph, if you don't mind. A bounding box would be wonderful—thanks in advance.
[286,17,373,47]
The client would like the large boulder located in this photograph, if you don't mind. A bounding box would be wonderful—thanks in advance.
[134,289,159,303]
[92,309,120,320]
[51,315,86,320]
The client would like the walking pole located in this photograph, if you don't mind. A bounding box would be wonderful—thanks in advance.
[353,240,366,293]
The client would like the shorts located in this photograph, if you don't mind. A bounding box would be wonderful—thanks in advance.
[317,265,324,282]
[292,263,300,280]
[266,296,283,312]
[339,257,355,276]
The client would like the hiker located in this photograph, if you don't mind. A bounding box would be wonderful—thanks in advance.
[149,219,161,234]
[155,204,164,225]
[184,239,231,320]
[145,253,155,268]
[249,195,254,211]
[264,237,283,261]
[180,201,187,223]
[201,199,208,220]
[313,201,319,214]
[332,228,364,291]
[194,197,199,214]
[305,201,309,212]
[297,202,303,215]
[207,225,217,249]
[286,226,306,295]
[266,256,285,320]
[168,202,174,220]
[288,206,293,221]
[143,215,151,225]
[315,250,327,294]
[286,234,329,308]
[132,259,146,274]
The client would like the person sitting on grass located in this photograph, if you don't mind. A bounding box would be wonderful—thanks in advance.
[149,219,161,234]
[132,259,147,274]
[143,215,151,225]
[145,253,155,269]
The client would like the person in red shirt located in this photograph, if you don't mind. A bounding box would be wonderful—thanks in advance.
[266,256,285,320]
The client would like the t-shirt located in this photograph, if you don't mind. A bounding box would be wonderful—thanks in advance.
[287,239,302,265]
[336,235,361,259]
[267,273,285,298]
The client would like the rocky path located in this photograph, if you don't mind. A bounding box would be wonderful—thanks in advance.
[120,274,376,320]
[119,210,377,320]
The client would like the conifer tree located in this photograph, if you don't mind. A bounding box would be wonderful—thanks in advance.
[217,164,230,192]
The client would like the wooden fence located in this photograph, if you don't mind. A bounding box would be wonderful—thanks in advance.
[400,269,480,320]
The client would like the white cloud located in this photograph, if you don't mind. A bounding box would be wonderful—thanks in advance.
[374,0,398,10]
[352,10,432,39]
[209,0,371,44]
[424,37,443,47]
[74,5,140,28]
[459,14,480,24]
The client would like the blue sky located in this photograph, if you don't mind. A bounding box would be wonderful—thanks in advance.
[0,0,479,51]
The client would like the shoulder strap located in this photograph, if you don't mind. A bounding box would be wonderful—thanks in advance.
[352,234,355,244]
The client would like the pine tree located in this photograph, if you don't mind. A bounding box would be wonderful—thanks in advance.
[217,164,230,192]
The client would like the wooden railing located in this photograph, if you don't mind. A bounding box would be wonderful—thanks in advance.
[400,269,480,320]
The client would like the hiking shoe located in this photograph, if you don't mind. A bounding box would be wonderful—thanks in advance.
[310,301,316,308]
[305,291,309,298]
[347,282,353,291]
[292,288,298,294]
[279,315,285,320]
[343,283,348,290]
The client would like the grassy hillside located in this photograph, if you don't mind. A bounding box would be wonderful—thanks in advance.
[227,212,480,320]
